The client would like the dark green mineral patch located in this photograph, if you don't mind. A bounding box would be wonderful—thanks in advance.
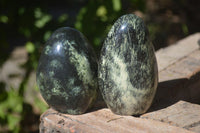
[36,27,98,115]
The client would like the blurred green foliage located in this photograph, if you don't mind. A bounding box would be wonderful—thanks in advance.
[0,86,22,132]
[75,0,124,55]
[0,1,66,132]
[0,0,195,132]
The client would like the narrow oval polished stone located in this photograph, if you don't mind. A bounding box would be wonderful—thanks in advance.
[36,27,98,115]
[98,14,158,115]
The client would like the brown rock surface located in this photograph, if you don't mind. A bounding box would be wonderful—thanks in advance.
[40,108,193,133]
[141,101,200,133]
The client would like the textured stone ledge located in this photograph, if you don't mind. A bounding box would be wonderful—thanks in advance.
[40,108,193,133]
[40,33,200,133]
[141,101,200,133]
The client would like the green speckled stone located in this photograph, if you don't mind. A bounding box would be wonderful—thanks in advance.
[98,14,158,115]
[36,27,98,115]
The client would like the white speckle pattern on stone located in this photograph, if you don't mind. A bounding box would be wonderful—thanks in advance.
[98,14,158,115]
[68,41,97,89]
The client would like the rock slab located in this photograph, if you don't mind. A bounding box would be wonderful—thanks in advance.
[141,101,200,133]
[40,108,193,133]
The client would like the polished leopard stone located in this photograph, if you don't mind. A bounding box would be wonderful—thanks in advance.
[98,14,158,115]
[36,27,98,115]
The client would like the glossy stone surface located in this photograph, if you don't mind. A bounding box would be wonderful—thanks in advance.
[36,27,98,115]
[98,14,158,115]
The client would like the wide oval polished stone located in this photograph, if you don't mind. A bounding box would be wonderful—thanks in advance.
[36,27,98,115]
[98,14,158,115]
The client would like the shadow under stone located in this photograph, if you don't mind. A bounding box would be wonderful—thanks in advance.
[148,72,200,113]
